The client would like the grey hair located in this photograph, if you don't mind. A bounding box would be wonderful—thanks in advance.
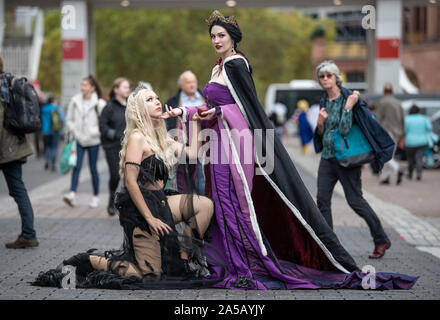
[316,60,343,87]
[177,70,197,87]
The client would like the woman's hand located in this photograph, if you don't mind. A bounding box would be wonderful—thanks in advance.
[317,108,328,135]
[317,108,328,126]
[160,104,183,119]
[146,216,172,237]
[345,90,360,110]
[192,108,216,121]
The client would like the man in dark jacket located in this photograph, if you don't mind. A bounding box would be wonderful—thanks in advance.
[164,71,205,132]
[164,71,205,194]
[313,60,394,259]
[99,78,130,216]
[0,60,38,248]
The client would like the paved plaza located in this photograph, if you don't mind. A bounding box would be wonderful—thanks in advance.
[0,137,439,300]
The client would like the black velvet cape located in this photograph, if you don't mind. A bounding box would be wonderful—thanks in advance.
[222,55,358,273]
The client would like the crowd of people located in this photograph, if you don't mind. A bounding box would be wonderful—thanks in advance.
[1,10,423,291]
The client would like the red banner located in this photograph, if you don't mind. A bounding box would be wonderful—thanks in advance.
[62,39,84,60]
[376,38,400,59]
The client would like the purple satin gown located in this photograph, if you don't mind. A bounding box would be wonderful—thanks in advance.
[200,81,417,290]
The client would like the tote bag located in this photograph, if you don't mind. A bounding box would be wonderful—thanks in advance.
[59,139,77,174]
[333,124,375,168]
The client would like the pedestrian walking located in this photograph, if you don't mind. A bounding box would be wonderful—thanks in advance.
[0,55,38,248]
[268,101,287,139]
[313,60,393,259]
[307,95,321,132]
[375,83,405,185]
[165,70,206,194]
[296,99,313,154]
[63,75,106,208]
[41,93,65,172]
[99,77,130,216]
[306,96,321,154]
[405,105,433,181]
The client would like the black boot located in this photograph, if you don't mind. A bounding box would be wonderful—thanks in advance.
[62,252,94,276]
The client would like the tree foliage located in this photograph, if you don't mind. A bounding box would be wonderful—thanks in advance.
[38,8,334,104]
[38,9,61,95]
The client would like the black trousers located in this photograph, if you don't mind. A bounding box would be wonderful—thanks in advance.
[104,146,121,206]
[317,158,389,246]
[406,145,426,179]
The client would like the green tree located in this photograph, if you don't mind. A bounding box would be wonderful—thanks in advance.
[38,9,61,96]
[38,8,335,105]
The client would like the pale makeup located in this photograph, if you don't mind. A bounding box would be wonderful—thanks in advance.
[145,91,163,120]
[210,25,234,57]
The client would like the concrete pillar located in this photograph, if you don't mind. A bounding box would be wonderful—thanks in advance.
[366,28,376,93]
[0,0,4,49]
[427,6,438,41]
[374,0,402,94]
[61,0,89,109]
[87,1,95,75]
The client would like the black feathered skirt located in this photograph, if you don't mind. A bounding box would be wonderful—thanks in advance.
[32,187,226,290]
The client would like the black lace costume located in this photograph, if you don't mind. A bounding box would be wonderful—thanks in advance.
[32,154,226,290]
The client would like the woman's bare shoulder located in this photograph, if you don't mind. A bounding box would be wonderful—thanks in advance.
[127,131,150,150]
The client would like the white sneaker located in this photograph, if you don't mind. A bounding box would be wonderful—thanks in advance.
[63,192,76,207]
[89,196,100,208]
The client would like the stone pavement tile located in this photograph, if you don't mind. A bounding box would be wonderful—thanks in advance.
[274,295,297,300]
[295,296,326,300]
[2,204,439,299]
[198,294,229,300]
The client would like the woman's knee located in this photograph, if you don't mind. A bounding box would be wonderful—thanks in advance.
[198,196,214,216]
[346,196,368,211]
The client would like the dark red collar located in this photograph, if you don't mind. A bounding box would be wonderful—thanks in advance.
[215,53,244,66]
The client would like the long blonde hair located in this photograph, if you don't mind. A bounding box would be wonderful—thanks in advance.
[119,89,176,183]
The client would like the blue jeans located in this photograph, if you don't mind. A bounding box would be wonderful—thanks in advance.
[71,143,100,195]
[196,162,205,195]
[43,132,60,167]
[0,161,36,239]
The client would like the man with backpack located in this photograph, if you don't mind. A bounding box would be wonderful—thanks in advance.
[0,55,39,248]
[41,94,65,172]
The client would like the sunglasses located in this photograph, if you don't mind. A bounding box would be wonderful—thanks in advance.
[319,73,334,79]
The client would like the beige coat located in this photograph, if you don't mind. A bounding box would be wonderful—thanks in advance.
[375,95,405,141]
[66,92,106,147]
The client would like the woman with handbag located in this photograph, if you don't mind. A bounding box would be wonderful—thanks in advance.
[314,60,391,259]
[63,75,107,208]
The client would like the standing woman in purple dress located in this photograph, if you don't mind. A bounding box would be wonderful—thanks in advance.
[172,10,418,290]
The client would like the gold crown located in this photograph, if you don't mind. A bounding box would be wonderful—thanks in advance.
[205,10,238,28]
